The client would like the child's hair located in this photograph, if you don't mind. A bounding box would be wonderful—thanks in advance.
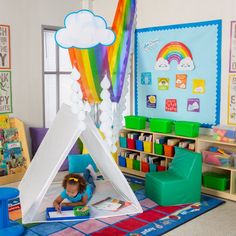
[62,173,87,194]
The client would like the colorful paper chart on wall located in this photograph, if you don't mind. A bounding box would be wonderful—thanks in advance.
[135,20,222,127]
[228,74,236,125]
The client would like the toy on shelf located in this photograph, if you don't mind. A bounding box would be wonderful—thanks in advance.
[202,147,233,167]
[213,125,236,142]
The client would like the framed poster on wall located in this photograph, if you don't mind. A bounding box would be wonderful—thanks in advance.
[0,71,12,113]
[228,74,236,125]
[0,25,11,69]
[229,21,236,73]
[135,20,222,127]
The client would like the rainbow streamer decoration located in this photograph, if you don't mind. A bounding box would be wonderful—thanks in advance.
[68,0,136,104]
[155,41,194,71]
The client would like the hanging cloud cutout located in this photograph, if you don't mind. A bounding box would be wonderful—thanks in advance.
[177,57,194,71]
[155,58,170,71]
[55,10,115,49]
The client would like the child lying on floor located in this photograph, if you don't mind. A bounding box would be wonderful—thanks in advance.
[53,165,96,212]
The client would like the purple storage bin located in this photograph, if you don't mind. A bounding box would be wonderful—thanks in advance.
[29,127,80,171]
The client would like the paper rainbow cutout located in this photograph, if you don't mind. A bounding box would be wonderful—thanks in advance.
[155,41,194,71]
[68,0,136,104]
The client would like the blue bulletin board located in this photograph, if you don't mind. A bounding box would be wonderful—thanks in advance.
[134,20,222,127]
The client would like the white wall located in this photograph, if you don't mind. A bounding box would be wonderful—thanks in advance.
[93,0,236,125]
[0,0,235,127]
[0,0,82,127]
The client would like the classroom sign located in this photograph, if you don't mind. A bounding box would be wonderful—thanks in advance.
[135,20,222,127]
[0,25,11,69]
[228,74,236,125]
[0,71,12,113]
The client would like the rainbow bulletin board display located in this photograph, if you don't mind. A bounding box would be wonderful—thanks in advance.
[135,20,222,127]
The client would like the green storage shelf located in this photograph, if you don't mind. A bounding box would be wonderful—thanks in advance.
[175,121,200,137]
[202,172,230,191]
[125,116,146,130]
[150,118,173,133]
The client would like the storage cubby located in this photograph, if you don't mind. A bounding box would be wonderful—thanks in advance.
[118,127,197,177]
[198,135,236,201]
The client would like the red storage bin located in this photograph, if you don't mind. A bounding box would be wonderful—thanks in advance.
[127,138,136,149]
[157,165,166,172]
[164,144,174,157]
[141,161,150,172]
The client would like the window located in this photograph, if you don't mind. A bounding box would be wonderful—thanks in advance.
[43,27,72,127]
[43,27,132,128]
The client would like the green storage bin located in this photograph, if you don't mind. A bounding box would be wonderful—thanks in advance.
[202,172,230,191]
[175,121,200,137]
[154,143,163,155]
[133,159,141,171]
[125,116,146,130]
[150,118,173,133]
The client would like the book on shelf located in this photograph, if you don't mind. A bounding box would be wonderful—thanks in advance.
[3,128,19,143]
[0,115,10,129]
[92,197,131,212]
[167,138,180,146]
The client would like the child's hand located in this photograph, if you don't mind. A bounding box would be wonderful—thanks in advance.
[53,202,61,213]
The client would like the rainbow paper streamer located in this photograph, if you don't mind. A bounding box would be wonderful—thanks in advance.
[69,0,136,104]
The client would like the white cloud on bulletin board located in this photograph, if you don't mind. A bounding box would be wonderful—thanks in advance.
[55,10,115,49]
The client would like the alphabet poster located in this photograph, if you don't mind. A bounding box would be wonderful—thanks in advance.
[0,25,11,69]
[228,74,236,125]
[0,71,12,113]
[135,20,222,127]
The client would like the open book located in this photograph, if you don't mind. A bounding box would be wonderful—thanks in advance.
[92,197,131,212]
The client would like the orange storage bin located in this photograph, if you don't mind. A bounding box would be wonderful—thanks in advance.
[163,144,174,157]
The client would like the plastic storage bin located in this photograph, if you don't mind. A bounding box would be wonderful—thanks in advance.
[126,158,133,169]
[125,116,146,130]
[175,121,200,137]
[143,141,153,153]
[154,143,163,155]
[127,138,136,149]
[157,165,166,171]
[118,155,126,167]
[150,118,173,133]
[141,162,150,172]
[133,160,140,171]
[136,140,144,151]
[119,137,127,148]
[202,172,230,191]
[213,125,236,142]
[149,163,157,172]
[163,144,174,157]
[202,151,233,167]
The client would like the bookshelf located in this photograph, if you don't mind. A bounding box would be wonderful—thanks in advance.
[117,128,236,201]
[0,118,30,185]
[118,127,198,178]
[197,135,236,201]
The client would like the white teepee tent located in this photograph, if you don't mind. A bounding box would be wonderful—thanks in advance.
[19,104,143,224]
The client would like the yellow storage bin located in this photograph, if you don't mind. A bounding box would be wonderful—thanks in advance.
[143,141,153,153]
[126,158,133,169]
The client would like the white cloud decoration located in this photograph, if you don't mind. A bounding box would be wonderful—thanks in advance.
[55,10,115,49]
[155,58,170,71]
[177,57,194,71]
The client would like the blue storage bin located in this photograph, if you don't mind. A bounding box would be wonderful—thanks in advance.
[136,140,144,151]
[118,155,126,167]
[119,137,127,148]
[149,163,157,172]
